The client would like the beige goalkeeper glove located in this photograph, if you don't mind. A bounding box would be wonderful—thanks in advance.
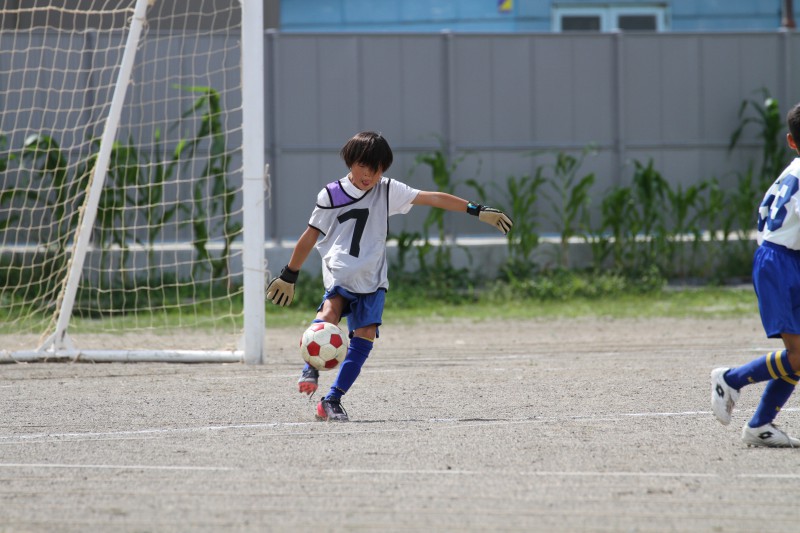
[466,202,514,235]
[267,265,299,307]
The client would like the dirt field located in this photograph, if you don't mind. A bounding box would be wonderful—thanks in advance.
[1,316,798,532]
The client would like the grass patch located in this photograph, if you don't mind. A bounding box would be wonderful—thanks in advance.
[263,284,757,328]
[0,277,758,334]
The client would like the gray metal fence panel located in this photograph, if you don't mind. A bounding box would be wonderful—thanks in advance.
[265,32,782,241]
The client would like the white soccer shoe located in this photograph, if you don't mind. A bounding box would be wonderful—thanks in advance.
[742,423,800,448]
[711,367,740,426]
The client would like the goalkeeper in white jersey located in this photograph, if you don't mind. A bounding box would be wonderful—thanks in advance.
[267,131,513,421]
[711,103,800,447]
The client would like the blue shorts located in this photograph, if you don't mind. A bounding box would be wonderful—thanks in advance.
[753,241,800,338]
[317,287,386,337]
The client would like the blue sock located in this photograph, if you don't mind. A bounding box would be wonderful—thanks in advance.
[750,376,797,427]
[725,350,793,390]
[327,336,373,400]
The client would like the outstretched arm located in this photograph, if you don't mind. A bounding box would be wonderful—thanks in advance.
[412,191,513,235]
[287,226,321,272]
[267,226,321,307]
[411,191,470,212]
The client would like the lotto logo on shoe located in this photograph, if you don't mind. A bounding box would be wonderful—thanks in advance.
[711,368,739,426]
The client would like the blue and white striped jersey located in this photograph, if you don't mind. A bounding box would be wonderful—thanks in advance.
[758,158,800,250]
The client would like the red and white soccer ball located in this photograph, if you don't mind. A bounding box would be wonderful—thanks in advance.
[300,322,347,371]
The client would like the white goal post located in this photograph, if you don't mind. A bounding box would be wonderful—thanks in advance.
[0,0,266,363]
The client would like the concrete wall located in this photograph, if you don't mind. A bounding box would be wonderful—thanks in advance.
[264,31,798,242]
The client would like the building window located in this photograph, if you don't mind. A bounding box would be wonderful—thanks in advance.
[553,6,666,32]
[562,15,602,31]
[617,14,658,31]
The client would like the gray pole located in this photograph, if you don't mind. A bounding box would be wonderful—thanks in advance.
[783,0,796,29]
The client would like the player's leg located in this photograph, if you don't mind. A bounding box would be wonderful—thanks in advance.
[298,294,346,395]
[712,243,800,437]
[315,293,346,325]
[748,334,800,425]
[327,324,377,399]
[317,290,384,422]
[784,332,800,371]
[742,332,800,447]
[316,327,375,422]
[723,349,796,389]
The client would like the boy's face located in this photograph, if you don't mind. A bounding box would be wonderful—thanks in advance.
[349,163,382,191]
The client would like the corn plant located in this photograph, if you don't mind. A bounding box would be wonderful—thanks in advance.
[0,134,18,233]
[83,132,185,295]
[19,134,91,252]
[695,177,726,278]
[140,126,187,268]
[589,185,634,271]
[387,230,422,274]
[588,159,671,276]
[630,159,671,273]
[539,147,596,269]
[665,179,708,279]
[174,85,238,281]
[720,164,760,279]
[729,88,789,191]
[0,85,238,312]
[713,91,792,280]
[0,134,8,173]
[466,169,545,279]
[9,134,94,303]
[411,136,475,274]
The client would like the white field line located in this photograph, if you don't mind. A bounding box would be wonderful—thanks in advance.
[0,462,794,481]
[2,407,794,444]
[0,463,231,471]
[0,421,312,443]
[0,462,793,481]
[1,408,798,480]
[323,469,720,479]
[322,469,800,481]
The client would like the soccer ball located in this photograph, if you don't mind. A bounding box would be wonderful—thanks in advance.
[300,322,348,371]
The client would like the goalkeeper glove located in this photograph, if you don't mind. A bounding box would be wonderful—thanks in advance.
[466,202,514,235]
[267,265,299,307]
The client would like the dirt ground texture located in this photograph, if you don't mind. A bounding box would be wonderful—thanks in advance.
[1,316,798,532]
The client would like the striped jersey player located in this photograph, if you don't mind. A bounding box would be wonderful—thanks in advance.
[712,102,800,447]
[267,131,513,421]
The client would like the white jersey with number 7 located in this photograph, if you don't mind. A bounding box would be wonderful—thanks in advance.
[308,176,420,293]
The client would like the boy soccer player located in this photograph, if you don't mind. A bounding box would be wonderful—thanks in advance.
[711,102,800,447]
[267,131,513,421]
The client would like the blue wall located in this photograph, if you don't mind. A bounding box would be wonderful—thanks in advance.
[281,0,790,33]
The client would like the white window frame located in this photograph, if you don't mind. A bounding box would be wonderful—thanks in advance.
[552,5,667,32]
[552,7,607,32]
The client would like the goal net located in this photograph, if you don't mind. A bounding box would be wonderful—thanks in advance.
[0,0,266,363]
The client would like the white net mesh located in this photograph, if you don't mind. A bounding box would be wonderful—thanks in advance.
[0,1,248,355]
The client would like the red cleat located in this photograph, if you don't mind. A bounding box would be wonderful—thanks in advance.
[297,367,318,395]
[316,397,348,422]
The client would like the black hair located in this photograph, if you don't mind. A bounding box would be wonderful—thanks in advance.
[339,131,393,173]
[788,103,800,146]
